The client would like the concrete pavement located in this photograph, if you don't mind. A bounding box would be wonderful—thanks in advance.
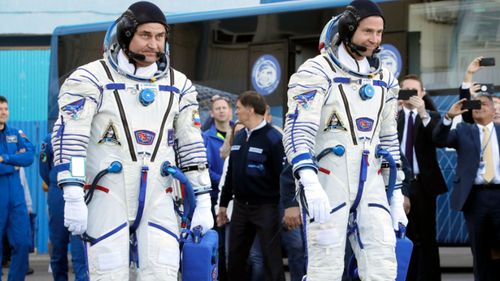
[3,247,474,280]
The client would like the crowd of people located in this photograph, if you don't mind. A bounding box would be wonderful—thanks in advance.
[1,0,499,281]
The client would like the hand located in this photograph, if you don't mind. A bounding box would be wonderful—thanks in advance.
[407,96,426,116]
[464,56,483,83]
[446,98,469,119]
[216,207,229,227]
[191,193,214,234]
[283,206,302,230]
[0,155,3,162]
[403,196,411,215]
[389,189,408,231]
[42,181,49,192]
[63,185,87,235]
[299,169,331,224]
[469,83,481,98]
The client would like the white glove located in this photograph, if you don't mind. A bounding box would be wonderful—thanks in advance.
[389,189,408,231]
[299,169,331,224]
[63,185,88,235]
[191,193,214,235]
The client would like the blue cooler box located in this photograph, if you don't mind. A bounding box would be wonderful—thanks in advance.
[395,234,413,281]
[182,229,218,281]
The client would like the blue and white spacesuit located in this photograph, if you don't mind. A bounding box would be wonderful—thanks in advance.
[51,2,213,280]
[283,1,407,280]
[0,124,34,281]
[40,133,88,281]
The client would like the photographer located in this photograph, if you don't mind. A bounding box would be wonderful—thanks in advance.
[398,75,446,281]
[460,56,496,123]
[432,94,500,280]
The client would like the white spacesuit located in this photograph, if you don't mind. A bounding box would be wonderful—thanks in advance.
[51,2,213,280]
[284,1,407,280]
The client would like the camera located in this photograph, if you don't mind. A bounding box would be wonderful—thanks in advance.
[398,89,417,100]
[461,100,481,110]
[474,83,494,94]
[479,57,495,67]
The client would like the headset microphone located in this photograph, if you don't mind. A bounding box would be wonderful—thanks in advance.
[346,41,367,57]
[126,50,165,63]
[347,41,381,57]
[127,50,146,62]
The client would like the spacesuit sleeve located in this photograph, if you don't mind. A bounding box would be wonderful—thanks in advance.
[283,57,331,175]
[51,65,102,187]
[174,73,211,195]
[378,69,404,188]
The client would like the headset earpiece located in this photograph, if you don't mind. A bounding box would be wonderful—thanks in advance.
[116,10,138,51]
[338,6,361,43]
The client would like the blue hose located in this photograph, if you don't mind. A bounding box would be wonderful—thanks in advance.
[375,146,397,201]
[161,161,197,227]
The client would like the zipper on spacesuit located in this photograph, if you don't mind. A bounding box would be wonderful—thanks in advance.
[347,149,370,250]
[130,157,149,268]
[338,85,357,145]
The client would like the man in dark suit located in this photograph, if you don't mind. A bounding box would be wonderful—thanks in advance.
[398,75,447,281]
[433,94,500,281]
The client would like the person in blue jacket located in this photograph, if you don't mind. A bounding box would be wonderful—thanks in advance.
[202,95,233,216]
[39,133,88,281]
[0,95,34,281]
[202,95,233,281]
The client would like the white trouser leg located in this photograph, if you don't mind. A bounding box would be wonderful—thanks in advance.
[306,162,350,281]
[351,180,396,281]
[86,184,130,280]
[306,210,349,281]
[306,169,350,281]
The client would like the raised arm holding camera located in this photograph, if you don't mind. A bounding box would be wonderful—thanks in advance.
[460,56,496,123]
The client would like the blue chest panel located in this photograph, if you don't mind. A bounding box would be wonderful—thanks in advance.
[0,129,19,154]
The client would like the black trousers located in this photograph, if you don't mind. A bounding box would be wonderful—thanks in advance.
[406,179,441,281]
[228,200,285,281]
[463,187,500,281]
[210,196,228,281]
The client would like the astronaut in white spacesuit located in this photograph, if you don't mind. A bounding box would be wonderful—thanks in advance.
[51,1,213,280]
[283,0,407,280]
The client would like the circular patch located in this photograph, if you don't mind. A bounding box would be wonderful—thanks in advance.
[379,44,402,78]
[251,54,281,96]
